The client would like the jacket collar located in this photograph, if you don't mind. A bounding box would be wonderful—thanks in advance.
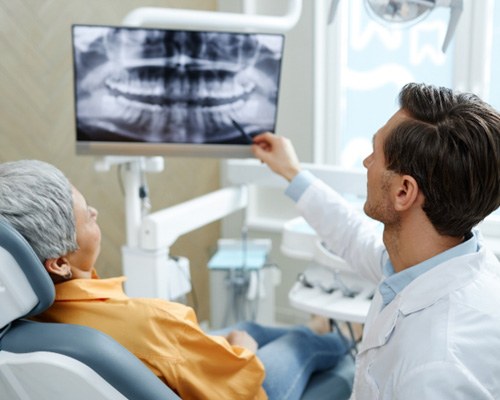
[398,244,491,316]
[358,241,498,354]
[379,232,477,307]
[54,276,128,301]
[358,294,400,354]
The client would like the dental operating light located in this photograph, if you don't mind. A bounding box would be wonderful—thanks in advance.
[328,0,463,52]
[365,0,435,25]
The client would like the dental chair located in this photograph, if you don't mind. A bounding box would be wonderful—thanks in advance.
[0,219,180,400]
[0,215,353,400]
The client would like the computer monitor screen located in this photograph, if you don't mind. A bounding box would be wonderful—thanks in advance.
[72,24,284,158]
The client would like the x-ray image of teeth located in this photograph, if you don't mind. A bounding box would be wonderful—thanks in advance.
[72,25,284,144]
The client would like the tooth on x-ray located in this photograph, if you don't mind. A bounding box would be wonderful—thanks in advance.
[73,25,284,144]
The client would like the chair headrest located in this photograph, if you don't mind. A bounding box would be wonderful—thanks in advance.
[0,219,55,330]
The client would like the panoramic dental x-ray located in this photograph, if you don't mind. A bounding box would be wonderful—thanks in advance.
[72,25,284,145]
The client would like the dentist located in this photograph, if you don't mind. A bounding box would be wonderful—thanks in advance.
[252,82,500,399]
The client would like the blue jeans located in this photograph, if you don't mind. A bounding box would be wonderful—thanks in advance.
[213,321,349,400]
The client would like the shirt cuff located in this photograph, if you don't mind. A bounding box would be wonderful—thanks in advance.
[285,170,316,202]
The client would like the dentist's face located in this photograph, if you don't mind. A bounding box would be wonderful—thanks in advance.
[363,110,407,225]
[66,187,101,275]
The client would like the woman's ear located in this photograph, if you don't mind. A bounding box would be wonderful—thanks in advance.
[44,257,72,282]
[393,175,420,212]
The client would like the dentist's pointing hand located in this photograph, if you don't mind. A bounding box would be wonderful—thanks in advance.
[251,132,302,182]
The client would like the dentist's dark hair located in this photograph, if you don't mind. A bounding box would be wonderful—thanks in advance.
[384,82,500,237]
[0,160,77,261]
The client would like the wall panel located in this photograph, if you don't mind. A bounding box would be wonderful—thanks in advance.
[0,0,218,321]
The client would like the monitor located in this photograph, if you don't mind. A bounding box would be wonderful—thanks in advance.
[71,24,285,158]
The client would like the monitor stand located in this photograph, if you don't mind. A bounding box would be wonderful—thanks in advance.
[94,156,191,301]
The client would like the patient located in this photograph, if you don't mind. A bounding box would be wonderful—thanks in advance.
[0,159,349,400]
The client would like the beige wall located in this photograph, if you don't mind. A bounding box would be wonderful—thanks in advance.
[0,0,219,321]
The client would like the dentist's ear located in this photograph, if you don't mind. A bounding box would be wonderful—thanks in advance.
[44,257,72,282]
[393,175,420,212]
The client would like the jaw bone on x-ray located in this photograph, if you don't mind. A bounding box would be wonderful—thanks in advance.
[73,26,284,144]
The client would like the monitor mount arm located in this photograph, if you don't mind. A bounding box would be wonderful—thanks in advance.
[95,156,248,300]
[122,0,302,33]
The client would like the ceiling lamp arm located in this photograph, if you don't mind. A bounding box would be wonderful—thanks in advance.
[439,0,463,52]
[328,0,341,24]
[122,0,302,33]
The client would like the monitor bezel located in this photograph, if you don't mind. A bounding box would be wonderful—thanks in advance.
[71,24,285,159]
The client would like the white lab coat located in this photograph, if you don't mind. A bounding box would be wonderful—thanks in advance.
[296,178,500,399]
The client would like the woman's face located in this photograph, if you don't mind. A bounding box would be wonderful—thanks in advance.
[65,187,102,276]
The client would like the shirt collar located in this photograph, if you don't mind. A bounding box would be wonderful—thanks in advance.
[54,276,128,301]
[379,232,478,307]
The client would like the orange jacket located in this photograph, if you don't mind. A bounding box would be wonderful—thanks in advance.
[35,276,266,400]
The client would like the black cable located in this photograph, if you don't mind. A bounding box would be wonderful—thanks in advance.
[331,319,357,360]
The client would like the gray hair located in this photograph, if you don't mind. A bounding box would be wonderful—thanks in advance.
[0,160,78,261]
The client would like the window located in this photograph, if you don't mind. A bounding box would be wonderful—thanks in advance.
[488,0,500,219]
[331,0,454,168]
[489,1,500,110]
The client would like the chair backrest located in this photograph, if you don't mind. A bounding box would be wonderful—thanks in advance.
[0,219,54,331]
[0,219,180,400]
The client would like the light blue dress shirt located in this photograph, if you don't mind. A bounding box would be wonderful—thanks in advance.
[285,170,316,202]
[379,233,477,307]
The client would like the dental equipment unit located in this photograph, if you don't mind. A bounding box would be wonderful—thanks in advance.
[88,1,302,301]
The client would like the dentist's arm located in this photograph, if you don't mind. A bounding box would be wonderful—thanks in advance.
[252,132,302,182]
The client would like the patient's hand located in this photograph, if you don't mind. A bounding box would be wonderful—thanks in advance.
[226,330,258,353]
